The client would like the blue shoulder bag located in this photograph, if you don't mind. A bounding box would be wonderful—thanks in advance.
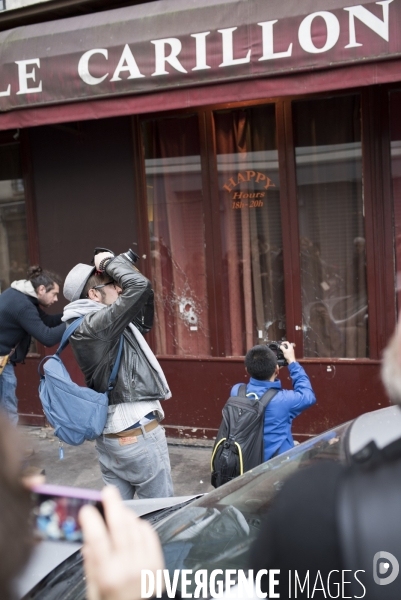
[38,316,123,446]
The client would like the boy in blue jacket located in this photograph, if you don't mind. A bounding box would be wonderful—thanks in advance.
[231,343,316,461]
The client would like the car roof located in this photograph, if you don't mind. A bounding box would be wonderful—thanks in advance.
[348,405,401,456]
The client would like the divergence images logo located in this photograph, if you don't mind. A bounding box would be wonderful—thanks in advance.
[373,552,400,586]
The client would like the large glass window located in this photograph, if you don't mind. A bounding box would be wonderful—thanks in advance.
[293,95,368,358]
[0,142,29,293]
[143,115,211,356]
[140,96,376,361]
[214,106,285,356]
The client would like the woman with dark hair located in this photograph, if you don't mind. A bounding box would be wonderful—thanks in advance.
[0,265,65,425]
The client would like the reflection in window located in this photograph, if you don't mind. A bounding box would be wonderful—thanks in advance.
[143,116,211,356]
[293,95,368,358]
[214,106,285,356]
[158,422,348,590]
[0,143,29,294]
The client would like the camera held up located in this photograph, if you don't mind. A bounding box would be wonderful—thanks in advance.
[267,341,290,367]
[91,247,140,264]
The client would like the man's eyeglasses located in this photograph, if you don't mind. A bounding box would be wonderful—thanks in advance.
[92,281,116,291]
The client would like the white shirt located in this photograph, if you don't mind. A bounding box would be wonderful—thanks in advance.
[102,400,164,434]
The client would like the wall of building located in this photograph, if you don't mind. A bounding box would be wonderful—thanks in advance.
[3,0,51,10]
[28,116,138,314]
[16,115,140,422]
[12,88,394,435]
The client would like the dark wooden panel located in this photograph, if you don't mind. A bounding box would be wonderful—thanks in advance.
[200,111,226,358]
[29,116,138,317]
[277,100,304,351]
[131,115,156,351]
[158,358,387,438]
[361,88,397,358]
[15,357,45,425]
[20,130,40,265]
[17,115,138,424]
[16,347,386,435]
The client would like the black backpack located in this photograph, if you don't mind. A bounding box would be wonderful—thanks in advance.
[211,385,278,488]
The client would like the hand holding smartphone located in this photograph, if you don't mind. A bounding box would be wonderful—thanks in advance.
[31,484,103,543]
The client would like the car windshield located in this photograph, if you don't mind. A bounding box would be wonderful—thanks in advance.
[24,421,350,599]
[156,421,350,594]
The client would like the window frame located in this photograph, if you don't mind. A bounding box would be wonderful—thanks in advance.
[21,129,42,358]
[133,86,395,363]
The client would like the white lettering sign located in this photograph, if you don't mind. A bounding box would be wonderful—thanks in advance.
[191,31,211,71]
[0,83,10,97]
[298,11,340,54]
[110,44,145,81]
[8,0,392,105]
[151,38,187,76]
[345,0,393,48]
[258,20,293,60]
[218,27,251,67]
[16,58,42,95]
[78,49,109,85]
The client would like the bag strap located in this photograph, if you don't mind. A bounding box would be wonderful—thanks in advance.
[7,340,20,360]
[45,316,124,391]
[236,385,278,406]
[258,388,279,408]
[56,316,85,356]
[38,317,85,377]
[236,384,247,397]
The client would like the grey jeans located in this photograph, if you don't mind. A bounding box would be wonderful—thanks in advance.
[95,424,174,500]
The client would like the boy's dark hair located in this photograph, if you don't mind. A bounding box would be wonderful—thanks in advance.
[245,345,277,380]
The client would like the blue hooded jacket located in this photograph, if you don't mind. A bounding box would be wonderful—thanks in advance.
[231,362,316,461]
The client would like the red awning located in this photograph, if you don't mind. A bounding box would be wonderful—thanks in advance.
[0,0,400,128]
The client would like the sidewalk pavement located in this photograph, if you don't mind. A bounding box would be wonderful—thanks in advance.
[22,426,215,497]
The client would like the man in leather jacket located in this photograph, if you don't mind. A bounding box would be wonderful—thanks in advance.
[62,250,173,500]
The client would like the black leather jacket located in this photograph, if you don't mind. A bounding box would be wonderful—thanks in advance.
[68,254,168,405]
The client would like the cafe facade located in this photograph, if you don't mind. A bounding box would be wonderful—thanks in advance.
[1,0,401,440]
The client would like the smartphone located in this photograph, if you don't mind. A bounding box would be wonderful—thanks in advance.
[31,483,103,543]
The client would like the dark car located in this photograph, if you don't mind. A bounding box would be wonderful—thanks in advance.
[21,405,401,599]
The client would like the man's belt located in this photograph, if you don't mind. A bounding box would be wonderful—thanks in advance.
[104,419,159,439]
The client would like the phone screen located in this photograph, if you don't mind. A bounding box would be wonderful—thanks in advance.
[31,484,103,543]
